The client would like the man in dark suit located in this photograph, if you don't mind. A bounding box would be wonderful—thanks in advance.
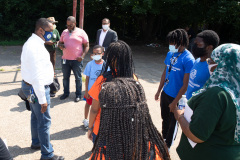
[95,18,118,59]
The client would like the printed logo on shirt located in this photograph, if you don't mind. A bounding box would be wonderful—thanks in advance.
[95,70,102,77]
[53,34,56,39]
[189,80,200,88]
[190,69,197,80]
[170,57,178,65]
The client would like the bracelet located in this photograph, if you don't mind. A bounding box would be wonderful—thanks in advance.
[88,127,93,131]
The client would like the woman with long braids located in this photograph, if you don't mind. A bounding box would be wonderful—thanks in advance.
[87,40,136,143]
[154,29,195,149]
[90,78,170,160]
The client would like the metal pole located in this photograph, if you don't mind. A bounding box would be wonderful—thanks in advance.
[73,0,77,18]
[79,0,84,29]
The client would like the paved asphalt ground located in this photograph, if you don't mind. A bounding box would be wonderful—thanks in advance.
[0,45,181,160]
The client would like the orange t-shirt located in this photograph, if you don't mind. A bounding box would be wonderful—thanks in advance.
[88,75,106,135]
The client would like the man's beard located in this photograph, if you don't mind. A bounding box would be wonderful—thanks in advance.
[69,26,75,33]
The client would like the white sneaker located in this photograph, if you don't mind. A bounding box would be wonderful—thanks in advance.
[83,119,89,128]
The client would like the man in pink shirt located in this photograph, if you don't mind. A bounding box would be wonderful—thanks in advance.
[58,16,89,102]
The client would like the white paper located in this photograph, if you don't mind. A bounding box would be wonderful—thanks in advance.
[184,103,197,148]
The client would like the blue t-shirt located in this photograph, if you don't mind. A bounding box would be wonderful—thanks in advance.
[186,58,210,99]
[163,50,195,98]
[83,60,105,91]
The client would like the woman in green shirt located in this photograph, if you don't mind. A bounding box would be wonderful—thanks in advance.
[174,44,240,160]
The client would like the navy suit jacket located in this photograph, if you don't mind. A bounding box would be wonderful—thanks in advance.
[95,29,118,51]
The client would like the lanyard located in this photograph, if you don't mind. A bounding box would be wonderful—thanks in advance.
[164,50,184,86]
[167,52,183,75]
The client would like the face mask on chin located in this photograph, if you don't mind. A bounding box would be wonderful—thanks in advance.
[102,25,109,30]
[192,43,207,58]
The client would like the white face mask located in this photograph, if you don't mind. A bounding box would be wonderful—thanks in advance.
[102,25,109,30]
[92,55,102,61]
[169,45,178,53]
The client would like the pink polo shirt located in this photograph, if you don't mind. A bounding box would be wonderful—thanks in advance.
[60,28,89,60]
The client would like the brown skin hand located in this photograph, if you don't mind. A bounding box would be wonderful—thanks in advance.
[77,42,89,62]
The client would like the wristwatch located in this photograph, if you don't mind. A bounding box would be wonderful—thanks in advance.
[88,127,93,131]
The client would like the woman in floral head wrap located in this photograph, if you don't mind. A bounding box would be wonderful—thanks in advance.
[174,44,240,160]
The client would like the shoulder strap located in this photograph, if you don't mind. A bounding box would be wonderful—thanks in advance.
[102,71,113,82]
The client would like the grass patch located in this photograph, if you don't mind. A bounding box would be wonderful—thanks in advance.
[0,68,4,71]
[0,40,25,46]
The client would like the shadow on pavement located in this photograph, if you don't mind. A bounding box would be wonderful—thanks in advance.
[51,126,87,141]
[8,145,38,158]
[50,90,86,108]
[11,101,29,112]
[0,88,20,97]
[75,151,91,160]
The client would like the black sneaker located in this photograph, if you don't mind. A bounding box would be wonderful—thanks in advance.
[40,155,64,160]
[60,94,69,100]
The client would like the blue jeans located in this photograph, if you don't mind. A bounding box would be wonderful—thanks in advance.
[62,60,83,97]
[21,81,54,159]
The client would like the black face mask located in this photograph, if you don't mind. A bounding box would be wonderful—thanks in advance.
[192,43,207,58]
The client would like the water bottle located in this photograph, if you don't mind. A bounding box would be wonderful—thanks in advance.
[178,95,187,110]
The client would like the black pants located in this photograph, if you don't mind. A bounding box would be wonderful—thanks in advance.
[0,138,12,160]
[160,91,177,148]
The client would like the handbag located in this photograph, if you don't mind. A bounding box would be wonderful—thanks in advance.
[50,77,60,94]
[18,88,31,111]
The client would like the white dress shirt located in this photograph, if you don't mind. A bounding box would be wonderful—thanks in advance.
[21,33,54,104]
[99,29,108,47]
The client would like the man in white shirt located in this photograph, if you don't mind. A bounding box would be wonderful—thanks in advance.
[21,18,64,160]
[95,18,118,60]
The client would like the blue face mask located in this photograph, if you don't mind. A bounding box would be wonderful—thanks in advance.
[42,28,53,41]
[169,45,179,53]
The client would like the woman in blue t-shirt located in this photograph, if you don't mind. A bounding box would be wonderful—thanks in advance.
[155,29,195,149]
